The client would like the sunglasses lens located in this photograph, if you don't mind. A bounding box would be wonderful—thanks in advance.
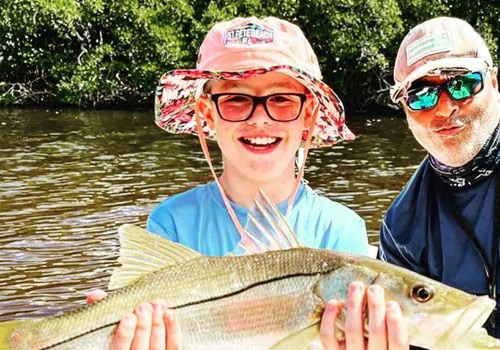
[407,87,439,110]
[216,94,253,121]
[448,72,483,100]
[267,94,303,121]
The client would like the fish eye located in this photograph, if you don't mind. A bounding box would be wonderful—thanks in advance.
[411,284,434,302]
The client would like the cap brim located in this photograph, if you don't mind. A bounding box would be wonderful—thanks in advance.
[155,65,355,148]
[391,57,491,103]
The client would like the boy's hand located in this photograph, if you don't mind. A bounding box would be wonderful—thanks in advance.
[86,289,183,350]
[319,282,409,350]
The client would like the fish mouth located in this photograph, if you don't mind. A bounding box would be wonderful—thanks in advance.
[435,296,496,348]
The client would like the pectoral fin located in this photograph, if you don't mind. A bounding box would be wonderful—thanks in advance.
[268,323,320,350]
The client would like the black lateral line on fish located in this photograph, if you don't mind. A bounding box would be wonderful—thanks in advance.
[170,271,325,310]
[39,270,329,350]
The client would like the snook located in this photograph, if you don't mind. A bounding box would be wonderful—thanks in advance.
[1,224,500,350]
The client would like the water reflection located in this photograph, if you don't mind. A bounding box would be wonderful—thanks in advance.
[0,109,425,320]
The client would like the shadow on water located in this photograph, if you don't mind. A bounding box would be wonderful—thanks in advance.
[0,109,425,320]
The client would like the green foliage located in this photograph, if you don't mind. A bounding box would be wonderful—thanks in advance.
[0,0,193,106]
[297,0,403,109]
[1,0,500,111]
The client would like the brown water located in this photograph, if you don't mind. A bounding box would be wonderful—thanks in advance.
[0,108,425,321]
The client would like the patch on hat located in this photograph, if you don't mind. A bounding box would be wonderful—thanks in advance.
[223,22,275,47]
[406,32,452,66]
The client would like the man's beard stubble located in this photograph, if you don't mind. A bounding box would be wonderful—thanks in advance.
[432,100,500,167]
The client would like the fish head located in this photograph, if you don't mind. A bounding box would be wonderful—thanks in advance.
[315,256,496,349]
[363,259,496,349]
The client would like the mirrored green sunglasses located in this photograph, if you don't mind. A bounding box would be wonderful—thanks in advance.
[405,71,487,111]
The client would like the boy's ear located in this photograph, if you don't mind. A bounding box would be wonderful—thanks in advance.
[196,96,216,130]
[303,95,317,128]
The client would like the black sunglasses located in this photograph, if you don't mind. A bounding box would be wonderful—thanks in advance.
[405,70,488,111]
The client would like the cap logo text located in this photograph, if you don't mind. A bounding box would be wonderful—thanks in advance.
[223,22,275,47]
[406,32,452,66]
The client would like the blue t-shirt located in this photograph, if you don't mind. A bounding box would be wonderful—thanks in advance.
[379,156,500,338]
[148,181,368,256]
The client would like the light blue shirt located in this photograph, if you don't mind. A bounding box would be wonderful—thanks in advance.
[148,181,368,256]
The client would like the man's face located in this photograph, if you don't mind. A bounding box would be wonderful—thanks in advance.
[197,72,314,182]
[402,68,500,167]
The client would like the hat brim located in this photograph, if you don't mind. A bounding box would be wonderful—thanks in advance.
[390,57,491,103]
[155,65,354,148]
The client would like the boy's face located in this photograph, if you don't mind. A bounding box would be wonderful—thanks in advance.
[197,72,314,182]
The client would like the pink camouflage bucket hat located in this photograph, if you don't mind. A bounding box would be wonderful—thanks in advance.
[154,16,355,148]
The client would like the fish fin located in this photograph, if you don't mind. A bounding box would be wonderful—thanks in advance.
[232,188,303,255]
[0,320,22,350]
[268,322,320,350]
[108,224,202,290]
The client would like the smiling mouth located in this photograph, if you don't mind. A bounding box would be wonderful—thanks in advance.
[239,137,282,148]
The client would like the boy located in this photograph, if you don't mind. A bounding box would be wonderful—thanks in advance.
[148,17,367,256]
[90,17,407,350]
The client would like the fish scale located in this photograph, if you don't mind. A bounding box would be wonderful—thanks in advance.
[2,224,500,350]
[177,275,323,349]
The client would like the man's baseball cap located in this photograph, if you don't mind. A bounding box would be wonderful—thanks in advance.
[390,17,493,103]
[155,16,354,148]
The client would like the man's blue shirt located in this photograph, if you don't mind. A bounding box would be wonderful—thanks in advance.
[379,157,500,337]
[148,181,368,256]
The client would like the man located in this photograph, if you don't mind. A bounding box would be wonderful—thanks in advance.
[379,16,500,339]
[90,17,408,350]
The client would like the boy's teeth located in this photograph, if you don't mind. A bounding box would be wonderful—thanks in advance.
[245,137,277,145]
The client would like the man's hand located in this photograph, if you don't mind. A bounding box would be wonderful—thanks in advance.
[86,289,183,350]
[319,281,409,350]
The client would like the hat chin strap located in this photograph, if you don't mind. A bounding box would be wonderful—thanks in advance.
[195,102,319,248]
[286,102,318,218]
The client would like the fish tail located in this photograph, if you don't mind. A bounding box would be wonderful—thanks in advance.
[0,319,26,350]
